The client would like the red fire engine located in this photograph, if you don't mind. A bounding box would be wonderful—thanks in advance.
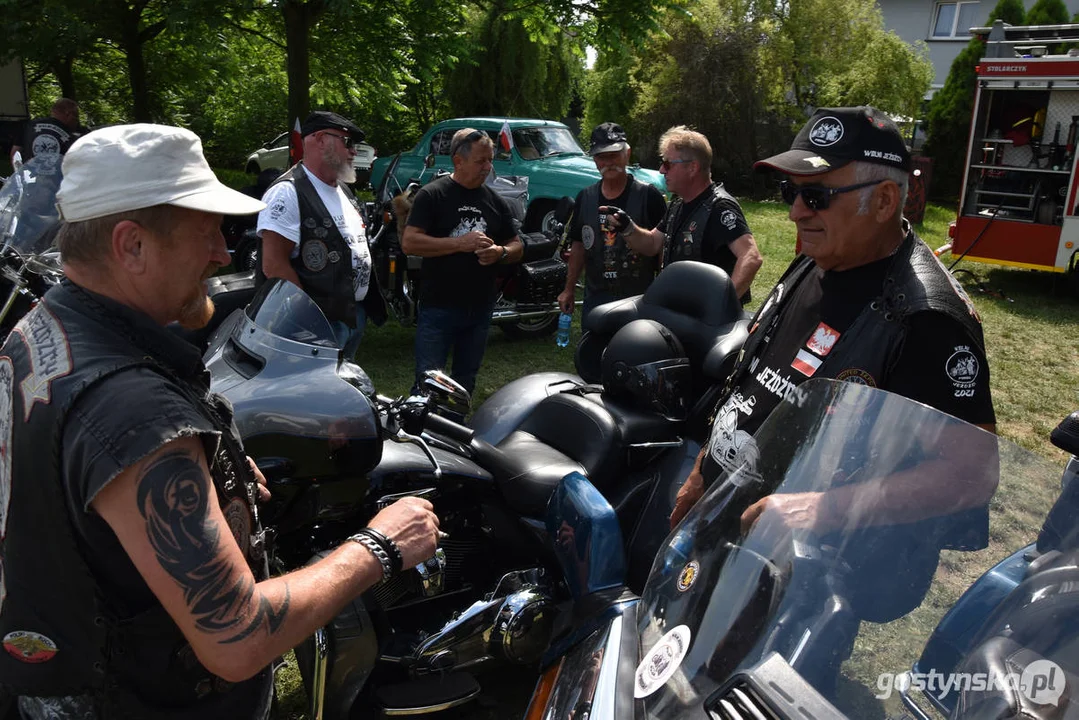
[951,21,1079,286]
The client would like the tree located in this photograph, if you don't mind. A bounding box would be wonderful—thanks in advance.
[1025,0,1069,25]
[923,0,1026,200]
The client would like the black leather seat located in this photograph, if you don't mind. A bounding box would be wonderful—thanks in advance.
[493,393,624,518]
[577,261,747,385]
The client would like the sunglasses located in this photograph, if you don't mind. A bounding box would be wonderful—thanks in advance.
[779,179,885,211]
[660,157,692,171]
[450,129,486,158]
[322,132,356,150]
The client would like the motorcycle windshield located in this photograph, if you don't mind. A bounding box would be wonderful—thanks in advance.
[0,155,63,257]
[243,278,338,347]
[634,379,1072,719]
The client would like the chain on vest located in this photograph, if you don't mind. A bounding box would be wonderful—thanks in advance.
[0,294,269,713]
[578,177,657,297]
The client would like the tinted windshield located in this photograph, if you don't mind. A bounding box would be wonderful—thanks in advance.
[513,127,583,159]
[635,379,1068,719]
[0,155,63,257]
[244,278,338,347]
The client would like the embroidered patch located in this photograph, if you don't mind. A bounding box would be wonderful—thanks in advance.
[947,346,979,397]
[634,625,692,698]
[720,210,737,231]
[805,322,840,357]
[14,305,72,421]
[303,217,317,229]
[581,225,595,250]
[791,348,822,377]
[223,497,252,557]
[836,368,877,387]
[301,240,329,272]
[688,221,698,233]
[677,561,699,592]
[322,218,333,229]
[3,631,58,663]
[328,250,342,264]
[804,156,831,168]
[809,117,844,147]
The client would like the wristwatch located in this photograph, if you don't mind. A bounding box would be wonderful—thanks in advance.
[499,245,509,262]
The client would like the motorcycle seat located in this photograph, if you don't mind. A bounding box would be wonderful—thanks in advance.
[576,388,683,446]
[493,393,624,518]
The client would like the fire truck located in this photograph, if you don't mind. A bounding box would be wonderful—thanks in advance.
[951,21,1079,288]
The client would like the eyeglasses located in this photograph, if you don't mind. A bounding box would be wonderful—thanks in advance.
[322,132,356,150]
[779,179,885,211]
[660,157,692,171]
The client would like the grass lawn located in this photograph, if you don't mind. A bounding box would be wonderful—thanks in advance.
[266,197,1078,717]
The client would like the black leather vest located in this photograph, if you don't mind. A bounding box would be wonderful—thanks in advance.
[661,183,737,267]
[0,289,270,716]
[266,164,386,328]
[578,177,657,297]
[726,225,985,398]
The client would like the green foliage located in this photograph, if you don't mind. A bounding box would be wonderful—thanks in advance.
[1025,0,1069,25]
[816,31,934,117]
[580,48,637,139]
[924,0,1027,202]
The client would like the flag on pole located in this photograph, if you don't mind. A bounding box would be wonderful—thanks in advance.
[499,120,513,152]
[289,117,304,165]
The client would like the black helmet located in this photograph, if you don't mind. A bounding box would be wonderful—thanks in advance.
[601,319,691,420]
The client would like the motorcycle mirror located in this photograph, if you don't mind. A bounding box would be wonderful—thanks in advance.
[554,196,574,224]
[420,370,471,415]
[424,153,436,169]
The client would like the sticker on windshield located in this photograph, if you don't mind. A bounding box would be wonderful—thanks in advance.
[634,625,692,698]
[677,561,699,592]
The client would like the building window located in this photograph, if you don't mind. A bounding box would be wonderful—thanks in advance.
[933,1,981,38]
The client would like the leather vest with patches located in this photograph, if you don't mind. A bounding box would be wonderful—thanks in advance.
[578,177,657,297]
[661,182,736,267]
[0,296,269,716]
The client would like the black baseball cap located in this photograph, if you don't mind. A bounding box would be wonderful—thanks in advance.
[754,106,911,176]
[301,111,365,141]
[589,122,629,155]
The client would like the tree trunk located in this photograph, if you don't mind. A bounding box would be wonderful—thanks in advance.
[284,0,312,128]
[120,7,152,122]
[53,56,77,101]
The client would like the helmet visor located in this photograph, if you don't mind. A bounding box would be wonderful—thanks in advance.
[625,358,692,421]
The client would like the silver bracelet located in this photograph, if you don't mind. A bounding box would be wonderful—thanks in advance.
[348,532,392,581]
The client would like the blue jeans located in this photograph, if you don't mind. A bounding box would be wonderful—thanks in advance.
[331,303,367,361]
[413,302,495,395]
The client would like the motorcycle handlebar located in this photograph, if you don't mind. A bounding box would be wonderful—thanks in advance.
[423,411,476,445]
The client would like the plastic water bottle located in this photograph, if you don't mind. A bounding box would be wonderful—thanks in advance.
[556,312,572,348]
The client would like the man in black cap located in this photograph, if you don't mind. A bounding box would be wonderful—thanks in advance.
[603,125,762,304]
[667,106,998,696]
[557,122,667,317]
[258,110,386,358]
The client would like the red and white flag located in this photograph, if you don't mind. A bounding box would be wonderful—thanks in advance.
[499,120,513,152]
[289,116,303,165]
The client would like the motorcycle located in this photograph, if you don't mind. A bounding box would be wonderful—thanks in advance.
[0,155,65,337]
[524,379,1077,720]
[366,151,571,339]
[202,258,748,717]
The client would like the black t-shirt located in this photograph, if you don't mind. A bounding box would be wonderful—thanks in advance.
[702,254,995,484]
[567,179,667,244]
[658,185,751,276]
[21,117,79,161]
[406,175,517,307]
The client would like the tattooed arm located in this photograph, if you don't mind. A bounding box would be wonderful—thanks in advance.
[92,435,439,682]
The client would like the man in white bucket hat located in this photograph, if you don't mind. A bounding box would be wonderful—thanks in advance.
[0,124,439,719]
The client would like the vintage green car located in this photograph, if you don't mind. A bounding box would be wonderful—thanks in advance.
[370,117,666,233]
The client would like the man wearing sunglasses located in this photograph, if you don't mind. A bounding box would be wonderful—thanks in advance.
[558,122,667,318]
[258,111,386,359]
[602,125,762,305]
[402,128,524,394]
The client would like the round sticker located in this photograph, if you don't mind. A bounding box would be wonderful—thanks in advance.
[302,240,329,272]
[677,561,699,592]
[634,625,692,698]
[808,116,844,147]
[582,226,595,250]
[3,631,58,663]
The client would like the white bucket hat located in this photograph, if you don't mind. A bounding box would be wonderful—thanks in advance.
[56,123,266,222]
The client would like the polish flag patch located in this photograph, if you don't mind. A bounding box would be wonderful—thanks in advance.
[791,349,822,377]
[805,322,840,357]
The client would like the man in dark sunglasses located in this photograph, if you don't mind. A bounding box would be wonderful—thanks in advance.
[600,125,762,305]
[258,110,386,359]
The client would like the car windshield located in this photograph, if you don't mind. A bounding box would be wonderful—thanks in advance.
[512,127,584,159]
[243,278,338,347]
[0,155,63,257]
[634,379,1071,719]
